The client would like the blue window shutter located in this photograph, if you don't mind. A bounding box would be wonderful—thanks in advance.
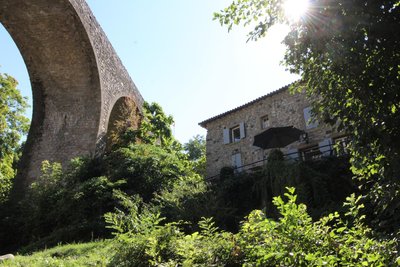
[232,153,242,172]
[239,122,246,139]
[303,107,318,129]
[223,128,230,144]
[319,138,332,157]
[287,148,299,162]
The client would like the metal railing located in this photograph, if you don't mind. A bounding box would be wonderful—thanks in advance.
[205,143,348,181]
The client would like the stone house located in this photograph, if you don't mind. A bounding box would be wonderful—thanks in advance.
[199,84,347,179]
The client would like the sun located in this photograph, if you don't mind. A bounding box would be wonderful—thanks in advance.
[283,0,309,21]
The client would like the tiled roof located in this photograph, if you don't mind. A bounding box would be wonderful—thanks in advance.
[199,83,292,128]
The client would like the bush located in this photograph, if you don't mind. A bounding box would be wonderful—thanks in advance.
[212,171,261,232]
[154,174,215,229]
[106,192,237,266]
[237,188,398,266]
[105,191,181,266]
[106,144,191,201]
[108,187,398,266]
[2,159,124,252]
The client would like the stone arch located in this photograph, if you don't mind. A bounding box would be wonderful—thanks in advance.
[106,97,142,151]
[0,0,143,198]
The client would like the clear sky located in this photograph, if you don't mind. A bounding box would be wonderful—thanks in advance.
[0,1,299,143]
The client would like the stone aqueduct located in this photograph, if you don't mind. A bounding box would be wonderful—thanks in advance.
[0,0,143,197]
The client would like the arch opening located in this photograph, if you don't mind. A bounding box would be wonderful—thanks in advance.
[0,0,144,200]
[0,0,103,196]
[106,97,141,151]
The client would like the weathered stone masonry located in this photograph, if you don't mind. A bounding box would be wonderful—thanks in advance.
[199,85,344,178]
[0,0,144,197]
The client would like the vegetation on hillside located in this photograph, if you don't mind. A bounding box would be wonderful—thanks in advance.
[7,188,396,266]
[1,241,114,267]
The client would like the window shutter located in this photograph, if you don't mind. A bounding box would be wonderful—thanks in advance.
[303,107,318,129]
[286,148,299,162]
[239,122,246,139]
[232,153,242,171]
[231,154,236,168]
[319,138,332,157]
[223,128,230,144]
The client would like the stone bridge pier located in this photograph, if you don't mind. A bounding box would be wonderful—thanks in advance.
[0,0,143,198]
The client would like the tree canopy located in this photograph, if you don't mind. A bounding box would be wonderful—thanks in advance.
[215,0,400,231]
[183,134,205,161]
[0,72,29,202]
[117,101,182,154]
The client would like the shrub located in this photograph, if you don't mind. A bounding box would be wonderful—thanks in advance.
[212,171,261,232]
[154,174,215,228]
[237,188,398,266]
[106,144,191,201]
[3,159,124,252]
[108,187,398,266]
[105,191,180,266]
[106,192,237,266]
[174,217,237,266]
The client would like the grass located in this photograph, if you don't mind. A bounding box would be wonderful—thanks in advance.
[1,240,115,267]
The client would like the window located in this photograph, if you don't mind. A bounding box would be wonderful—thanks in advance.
[303,106,318,129]
[300,145,321,161]
[334,136,349,156]
[231,126,241,142]
[300,138,333,161]
[261,115,270,129]
[232,152,242,172]
[319,138,333,157]
[223,122,246,144]
[285,148,299,162]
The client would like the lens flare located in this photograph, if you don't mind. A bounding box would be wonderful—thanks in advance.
[283,0,309,21]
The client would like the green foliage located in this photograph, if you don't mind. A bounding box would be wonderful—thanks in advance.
[105,190,163,237]
[184,135,207,176]
[0,72,29,203]
[213,171,261,232]
[1,240,114,267]
[106,192,236,266]
[0,153,16,203]
[4,159,124,252]
[184,134,206,161]
[175,217,236,266]
[238,188,398,266]
[215,156,354,230]
[155,174,215,227]
[107,188,398,266]
[120,102,182,154]
[106,143,191,201]
[1,140,198,252]
[256,154,355,219]
[215,0,400,232]
[105,191,180,267]
[213,0,286,41]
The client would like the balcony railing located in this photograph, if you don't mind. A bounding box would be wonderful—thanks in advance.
[205,143,349,181]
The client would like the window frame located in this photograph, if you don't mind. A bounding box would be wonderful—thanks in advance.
[261,115,270,129]
[231,125,241,143]
[303,106,318,129]
[223,122,246,144]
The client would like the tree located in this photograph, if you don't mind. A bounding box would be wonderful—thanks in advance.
[215,1,400,231]
[0,72,29,202]
[184,135,205,161]
[118,101,183,154]
[184,135,206,176]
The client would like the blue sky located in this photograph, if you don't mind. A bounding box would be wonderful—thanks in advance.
[0,1,298,143]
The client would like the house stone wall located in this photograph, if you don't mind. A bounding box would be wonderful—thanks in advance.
[200,87,342,178]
